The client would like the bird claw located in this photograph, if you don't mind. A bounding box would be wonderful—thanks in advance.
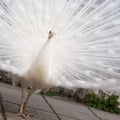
[15,112,33,120]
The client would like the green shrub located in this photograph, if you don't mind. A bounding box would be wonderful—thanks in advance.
[83,93,120,114]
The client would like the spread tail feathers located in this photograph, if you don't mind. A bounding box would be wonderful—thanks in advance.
[0,0,120,91]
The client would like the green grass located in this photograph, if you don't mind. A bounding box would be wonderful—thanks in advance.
[44,89,59,96]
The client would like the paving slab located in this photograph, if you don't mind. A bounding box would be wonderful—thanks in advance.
[5,112,40,120]
[45,96,99,120]
[59,115,80,120]
[0,83,58,120]
[3,101,59,120]
[0,83,52,112]
[90,108,120,120]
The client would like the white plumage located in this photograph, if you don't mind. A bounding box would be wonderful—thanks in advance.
[0,0,120,119]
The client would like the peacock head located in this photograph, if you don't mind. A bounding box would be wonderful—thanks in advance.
[48,30,56,40]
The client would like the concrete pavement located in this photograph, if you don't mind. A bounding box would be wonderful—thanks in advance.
[0,83,120,120]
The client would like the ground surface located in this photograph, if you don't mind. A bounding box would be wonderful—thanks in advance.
[0,83,120,120]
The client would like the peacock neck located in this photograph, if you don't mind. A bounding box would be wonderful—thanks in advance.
[29,31,55,81]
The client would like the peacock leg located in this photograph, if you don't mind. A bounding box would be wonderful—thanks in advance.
[23,88,35,114]
[16,87,35,120]
[21,88,27,113]
[16,87,28,118]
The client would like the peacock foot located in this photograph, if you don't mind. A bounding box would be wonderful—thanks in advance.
[15,112,33,120]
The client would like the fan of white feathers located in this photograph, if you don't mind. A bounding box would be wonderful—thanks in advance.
[0,0,120,92]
